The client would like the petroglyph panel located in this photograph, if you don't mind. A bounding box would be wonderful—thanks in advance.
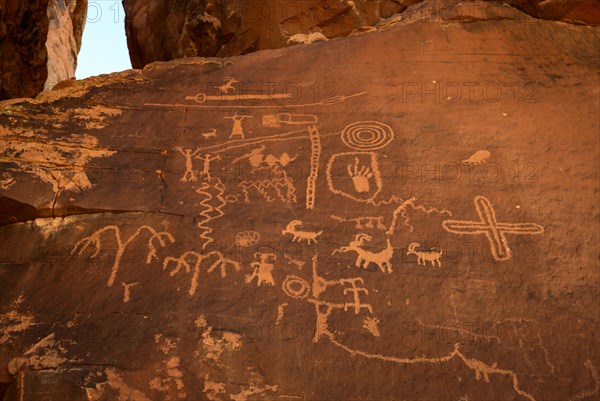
[0,3,598,401]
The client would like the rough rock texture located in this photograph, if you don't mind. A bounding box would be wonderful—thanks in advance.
[0,0,87,100]
[122,0,422,68]
[45,0,88,90]
[122,0,599,69]
[1,1,599,400]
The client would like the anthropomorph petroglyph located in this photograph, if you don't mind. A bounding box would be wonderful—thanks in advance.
[341,121,394,151]
[225,114,252,140]
[463,150,491,165]
[442,195,544,261]
[282,220,322,245]
[406,242,443,268]
[175,146,202,182]
[72,225,175,287]
[196,154,221,181]
[333,234,393,273]
[246,252,277,287]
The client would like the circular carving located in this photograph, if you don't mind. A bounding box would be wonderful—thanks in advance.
[341,121,394,151]
[282,275,311,299]
[235,231,261,247]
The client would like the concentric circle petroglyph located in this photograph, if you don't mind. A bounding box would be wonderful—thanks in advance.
[282,275,311,299]
[341,121,394,150]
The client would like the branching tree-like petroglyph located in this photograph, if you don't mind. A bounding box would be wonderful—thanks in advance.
[72,225,175,287]
[163,251,241,296]
[442,195,544,261]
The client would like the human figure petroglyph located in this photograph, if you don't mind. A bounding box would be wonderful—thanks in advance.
[246,252,277,287]
[347,158,373,193]
[406,242,443,268]
[195,154,221,181]
[341,278,373,314]
[442,195,544,261]
[332,234,393,273]
[175,146,202,182]
[282,220,322,245]
[72,225,175,287]
[225,114,252,140]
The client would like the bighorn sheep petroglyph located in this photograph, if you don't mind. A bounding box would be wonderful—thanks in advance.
[282,220,322,245]
[333,234,393,273]
[406,242,443,268]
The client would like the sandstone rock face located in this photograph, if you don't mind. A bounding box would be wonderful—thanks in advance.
[0,0,86,100]
[1,1,599,400]
[122,0,599,69]
[122,0,422,68]
[45,0,88,90]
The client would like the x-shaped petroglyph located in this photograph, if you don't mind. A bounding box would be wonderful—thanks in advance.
[442,196,544,261]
